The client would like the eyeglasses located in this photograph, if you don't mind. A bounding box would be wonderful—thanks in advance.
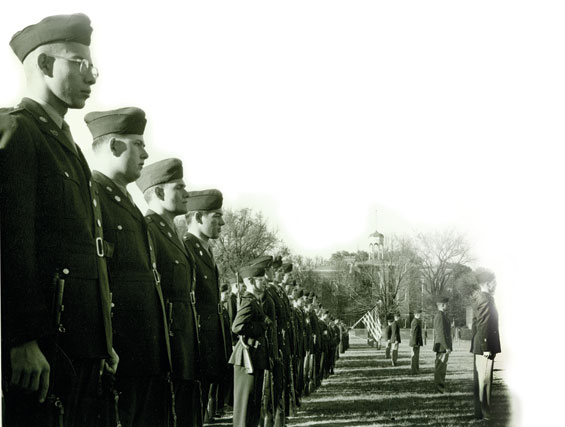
[51,55,99,79]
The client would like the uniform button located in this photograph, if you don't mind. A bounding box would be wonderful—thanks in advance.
[174,260,179,264]
[64,172,70,178]
[204,275,208,279]
[199,250,203,256]
[196,243,200,248]
[62,268,70,275]
[114,195,121,202]
[167,232,173,238]
[106,186,113,192]
[153,262,157,269]
[97,219,102,227]
[160,222,165,227]
[93,199,97,207]
[111,302,115,308]
[89,180,92,187]
[117,225,123,230]
[50,129,59,136]
[39,116,48,123]
[149,246,153,251]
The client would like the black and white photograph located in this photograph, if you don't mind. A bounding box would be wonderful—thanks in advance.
[1,1,563,426]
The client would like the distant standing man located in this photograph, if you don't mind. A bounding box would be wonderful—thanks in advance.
[384,317,393,359]
[1,14,118,426]
[470,269,501,421]
[183,190,229,423]
[433,297,452,393]
[136,158,201,427]
[86,108,173,426]
[410,310,423,374]
[390,313,401,366]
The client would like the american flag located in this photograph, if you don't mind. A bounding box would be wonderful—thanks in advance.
[361,306,382,343]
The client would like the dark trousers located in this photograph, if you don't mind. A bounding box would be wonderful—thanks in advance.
[174,379,200,427]
[115,374,169,427]
[434,352,449,392]
[3,359,113,427]
[233,366,264,427]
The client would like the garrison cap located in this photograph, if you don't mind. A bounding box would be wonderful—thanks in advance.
[10,13,93,62]
[474,267,496,285]
[186,189,223,211]
[136,158,183,193]
[239,264,266,279]
[248,255,273,270]
[84,107,147,139]
[280,263,293,273]
[272,256,283,269]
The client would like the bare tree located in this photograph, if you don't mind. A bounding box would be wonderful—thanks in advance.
[213,208,280,280]
[414,229,473,303]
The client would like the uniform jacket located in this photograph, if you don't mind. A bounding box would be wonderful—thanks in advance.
[385,324,392,341]
[229,292,269,371]
[227,292,238,343]
[145,211,199,380]
[0,98,112,361]
[433,311,452,353]
[261,290,279,362]
[390,320,401,343]
[410,318,423,347]
[470,292,501,355]
[183,232,228,382]
[266,284,288,360]
[93,172,170,376]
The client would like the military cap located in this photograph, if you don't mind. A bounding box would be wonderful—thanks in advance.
[474,267,496,285]
[85,107,147,139]
[293,289,304,299]
[186,189,223,211]
[239,264,266,279]
[272,256,283,269]
[10,13,93,62]
[220,283,229,293]
[280,263,293,273]
[136,158,183,193]
[248,255,273,270]
[437,296,449,304]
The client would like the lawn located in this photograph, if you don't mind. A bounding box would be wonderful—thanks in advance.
[210,333,512,426]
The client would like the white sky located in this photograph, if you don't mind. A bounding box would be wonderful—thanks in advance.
[2,1,564,424]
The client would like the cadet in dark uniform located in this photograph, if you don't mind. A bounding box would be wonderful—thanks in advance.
[136,158,200,427]
[410,310,423,374]
[470,269,501,421]
[183,190,229,423]
[384,317,393,359]
[390,313,401,366]
[229,264,270,427]
[433,297,452,393]
[85,108,173,426]
[1,14,117,426]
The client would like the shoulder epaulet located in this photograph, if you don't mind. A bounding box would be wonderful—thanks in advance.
[0,105,24,116]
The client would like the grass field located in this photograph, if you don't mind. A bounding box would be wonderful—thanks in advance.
[211,333,512,426]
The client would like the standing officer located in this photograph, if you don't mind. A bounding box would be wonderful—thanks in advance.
[85,108,173,426]
[136,158,200,427]
[433,297,452,393]
[470,268,501,421]
[390,313,402,366]
[384,317,393,360]
[183,190,229,423]
[1,14,117,426]
[410,310,423,374]
[229,263,270,427]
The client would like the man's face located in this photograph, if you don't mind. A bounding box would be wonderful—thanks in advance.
[45,42,97,109]
[161,179,189,215]
[252,276,266,293]
[415,313,421,319]
[483,280,497,294]
[437,302,447,312]
[114,135,148,183]
[199,209,224,239]
[394,316,400,322]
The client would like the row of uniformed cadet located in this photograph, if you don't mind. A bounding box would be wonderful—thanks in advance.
[0,12,349,427]
[0,12,228,427]
[227,256,346,427]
